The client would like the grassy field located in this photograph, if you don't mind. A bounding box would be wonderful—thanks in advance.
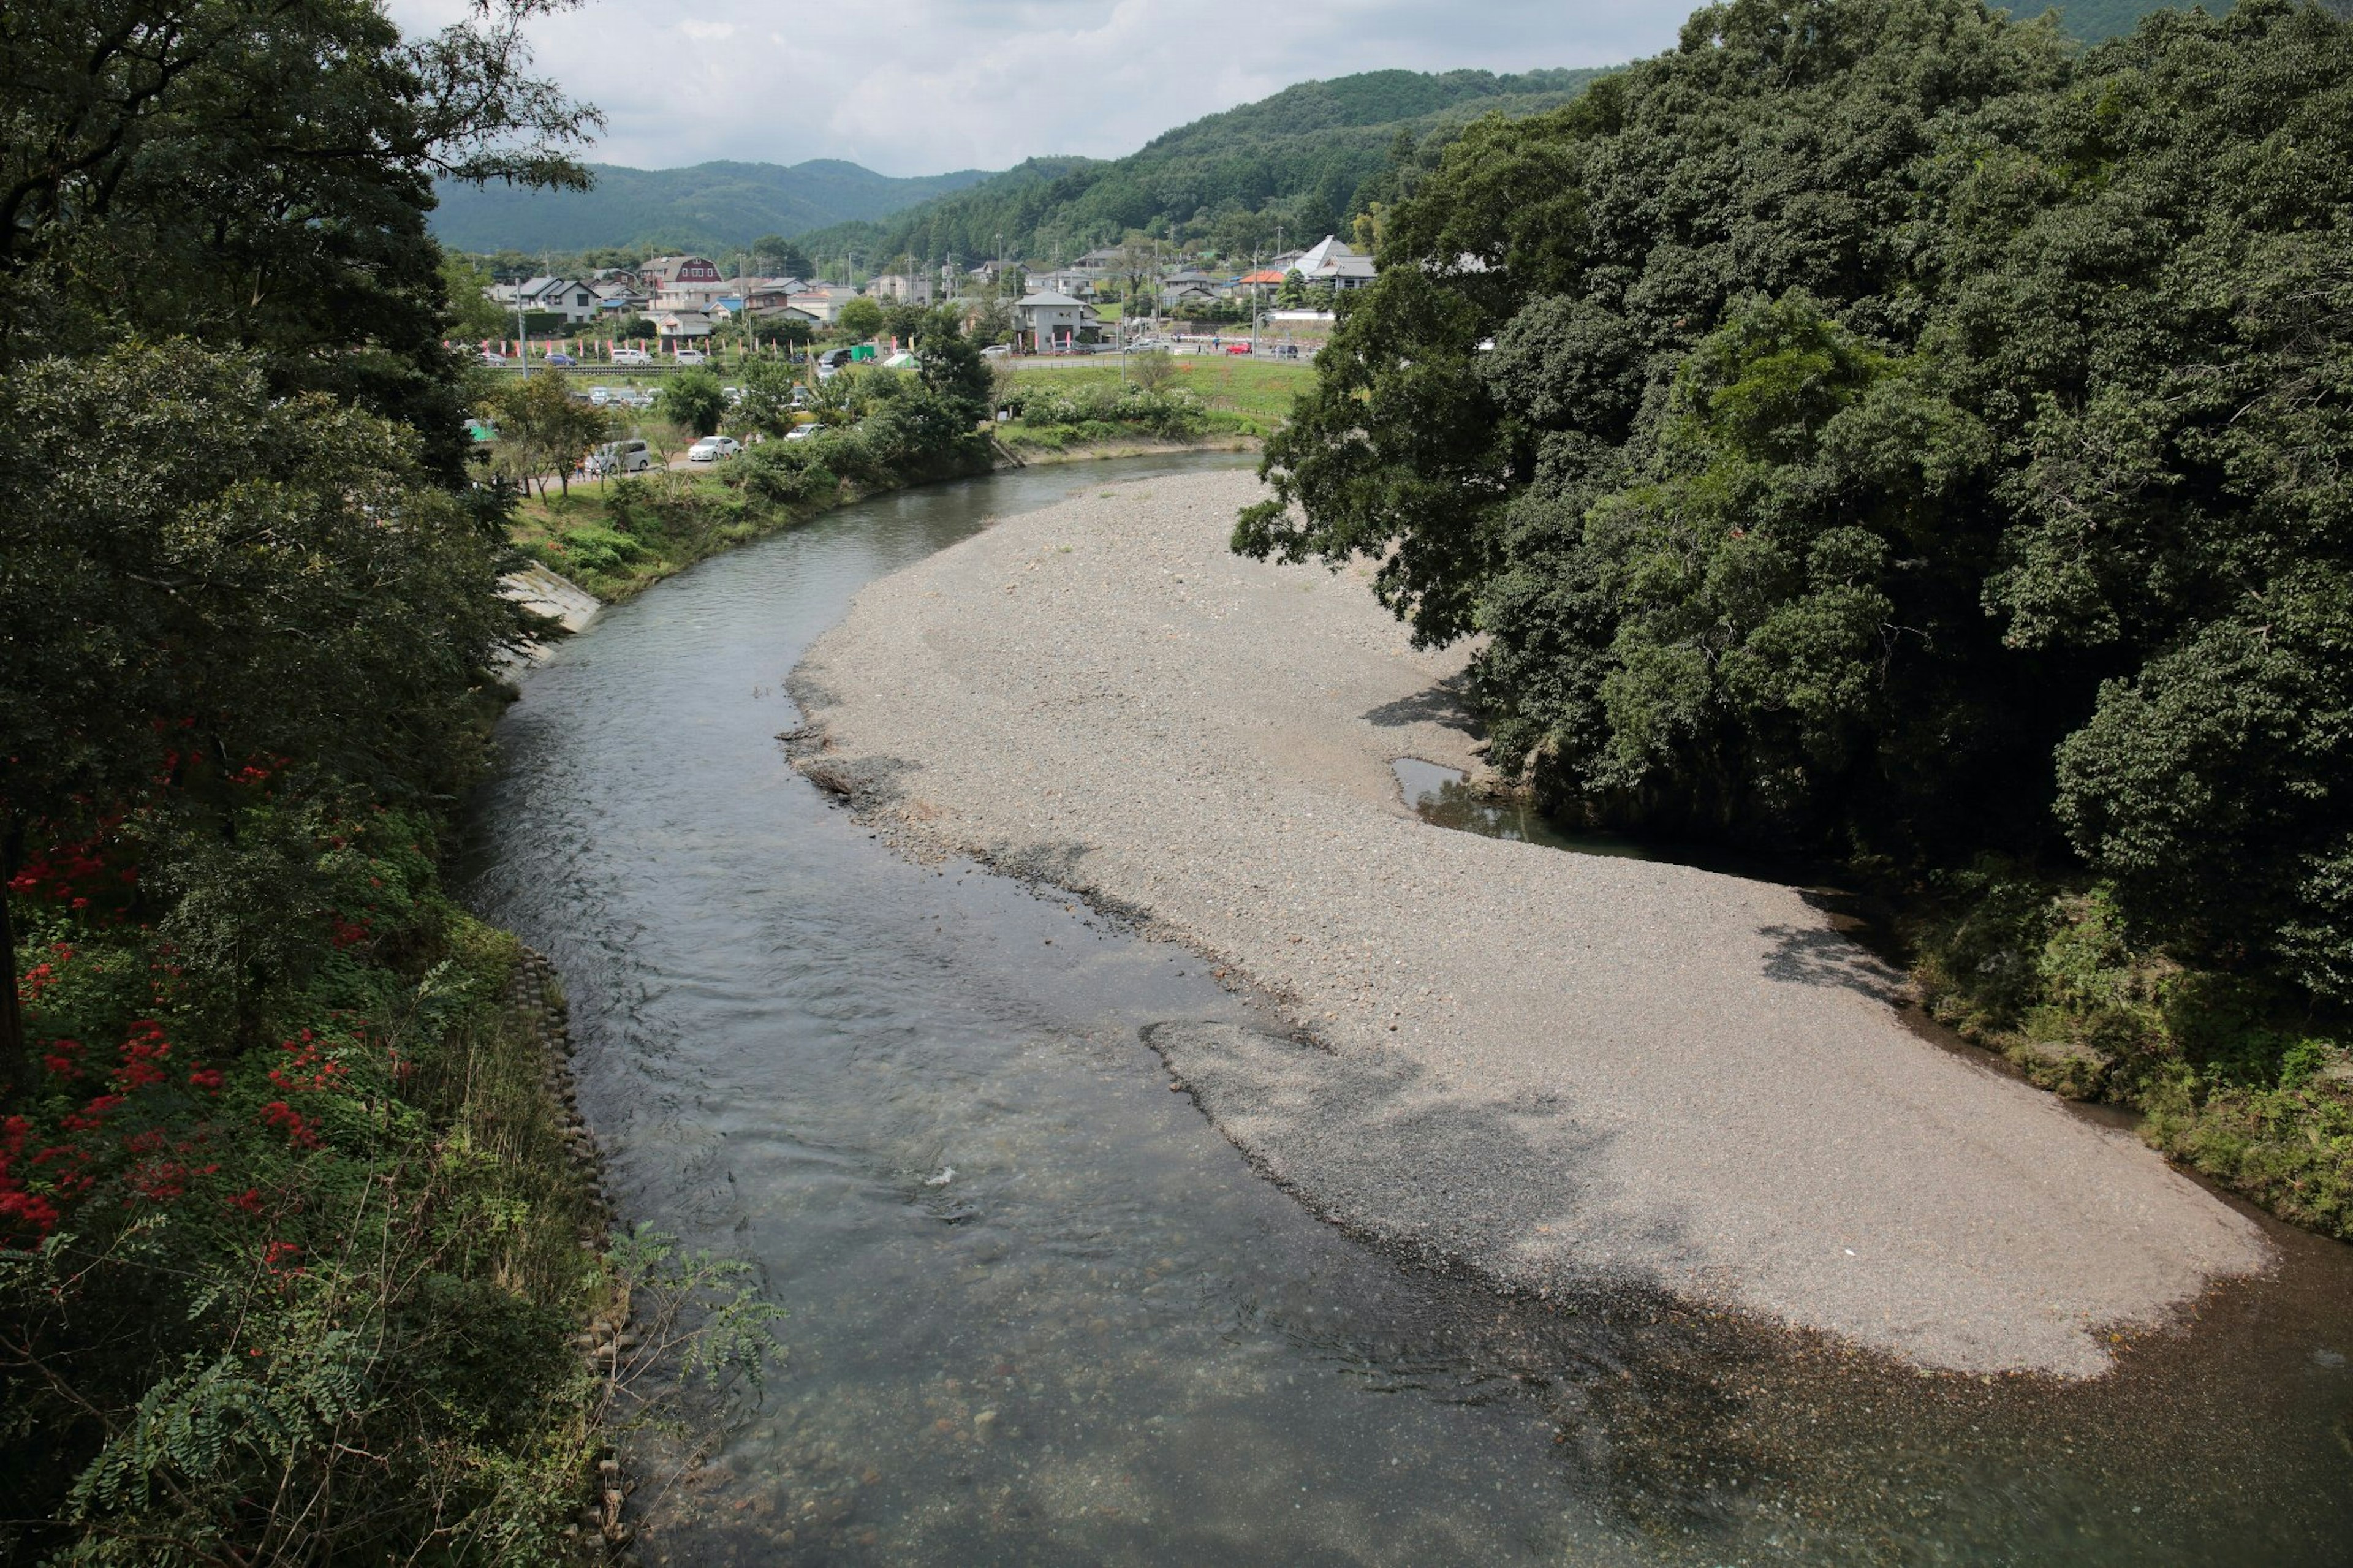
[1005,355,1316,430]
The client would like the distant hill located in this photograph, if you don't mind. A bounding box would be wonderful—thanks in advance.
[427,159,995,254]
[797,67,1614,268]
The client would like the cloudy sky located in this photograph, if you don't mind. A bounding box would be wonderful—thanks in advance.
[387,1,1687,175]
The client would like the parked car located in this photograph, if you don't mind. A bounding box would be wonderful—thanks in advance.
[545,350,577,366]
[784,423,826,442]
[674,348,708,365]
[686,435,740,463]
[722,385,744,404]
[817,348,854,369]
[585,439,651,475]
[1127,337,1172,352]
[612,347,651,366]
[587,385,613,405]
[480,349,508,365]
[979,344,1010,358]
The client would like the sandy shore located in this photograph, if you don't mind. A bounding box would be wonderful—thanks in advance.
[789,468,2268,1377]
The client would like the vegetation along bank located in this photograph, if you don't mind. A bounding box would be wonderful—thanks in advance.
[504,346,1288,604]
[0,2,775,1560]
[1246,0,2353,1238]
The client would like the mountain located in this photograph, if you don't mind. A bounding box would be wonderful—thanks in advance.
[795,67,1614,268]
[427,159,995,254]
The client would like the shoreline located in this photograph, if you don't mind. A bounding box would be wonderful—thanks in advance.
[787,467,2272,1380]
[512,434,1256,609]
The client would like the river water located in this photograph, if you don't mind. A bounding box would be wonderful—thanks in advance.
[463,455,2353,1567]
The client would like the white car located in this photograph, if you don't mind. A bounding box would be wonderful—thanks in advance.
[979,344,1011,358]
[611,347,651,366]
[674,348,708,365]
[784,423,827,442]
[686,436,741,462]
[480,349,509,365]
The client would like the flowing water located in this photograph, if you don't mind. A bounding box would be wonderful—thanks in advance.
[463,455,2353,1567]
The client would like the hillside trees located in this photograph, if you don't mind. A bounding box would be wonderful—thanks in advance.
[1241,0,2353,1006]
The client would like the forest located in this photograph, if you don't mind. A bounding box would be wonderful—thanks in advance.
[798,68,1611,267]
[1244,0,2353,1233]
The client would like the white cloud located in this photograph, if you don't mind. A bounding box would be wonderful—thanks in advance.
[386,0,1689,175]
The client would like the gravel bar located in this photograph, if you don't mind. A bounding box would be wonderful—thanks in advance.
[789,468,2268,1377]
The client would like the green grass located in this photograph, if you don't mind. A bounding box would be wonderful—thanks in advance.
[1005,356,1316,430]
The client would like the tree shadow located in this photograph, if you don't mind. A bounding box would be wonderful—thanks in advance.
[1362,672,1481,735]
[1756,921,1905,1002]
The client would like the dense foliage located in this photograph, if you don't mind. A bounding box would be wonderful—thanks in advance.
[0,1,778,1556]
[1244,0,2353,1220]
[429,157,992,255]
[800,68,1610,267]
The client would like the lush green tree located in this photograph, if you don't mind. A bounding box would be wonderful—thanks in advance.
[837,295,886,339]
[0,346,519,1088]
[441,252,511,343]
[657,366,729,436]
[1241,0,2353,1001]
[729,356,805,436]
[1276,270,1308,308]
[479,370,610,497]
[0,0,598,477]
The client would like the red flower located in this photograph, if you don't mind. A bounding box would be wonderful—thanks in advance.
[259,1102,320,1149]
[229,1187,264,1214]
[187,1067,224,1094]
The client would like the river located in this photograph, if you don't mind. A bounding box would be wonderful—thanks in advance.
[461,454,2353,1566]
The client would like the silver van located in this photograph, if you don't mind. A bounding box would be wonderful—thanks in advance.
[586,439,651,475]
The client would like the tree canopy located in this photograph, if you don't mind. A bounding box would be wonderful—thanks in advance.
[1241,0,2353,1002]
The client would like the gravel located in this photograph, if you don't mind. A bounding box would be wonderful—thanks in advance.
[790,468,2270,1378]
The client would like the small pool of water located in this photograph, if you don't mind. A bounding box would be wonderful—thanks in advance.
[463,456,2353,1566]
[1392,757,1657,859]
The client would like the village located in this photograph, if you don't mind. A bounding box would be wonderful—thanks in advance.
[474,235,1374,363]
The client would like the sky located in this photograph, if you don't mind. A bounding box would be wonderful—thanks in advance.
[386,1,1688,176]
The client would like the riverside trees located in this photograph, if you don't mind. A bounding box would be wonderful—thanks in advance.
[1241,0,2353,1222]
[0,1,672,1555]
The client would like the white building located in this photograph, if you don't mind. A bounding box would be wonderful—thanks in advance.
[1290,235,1376,291]
[1014,291,1098,350]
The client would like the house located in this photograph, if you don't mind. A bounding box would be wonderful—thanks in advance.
[1032,268,1097,300]
[1074,246,1127,273]
[642,254,725,292]
[496,276,600,324]
[782,287,853,325]
[1013,291,1099,350]
[1234,267,1287,290]
[653,309,713,347]
[1290,235,1376,291]
[591,280,648,314]
[869,272,935,305]
[1161,270,1226,307]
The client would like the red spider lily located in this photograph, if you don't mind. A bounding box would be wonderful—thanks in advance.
[259,1102,320,1149]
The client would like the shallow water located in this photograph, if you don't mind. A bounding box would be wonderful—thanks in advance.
[464,456,2353,1566]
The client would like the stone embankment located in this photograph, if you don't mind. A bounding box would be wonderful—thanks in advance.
[789,467,2272,1380]
[506,950,642,1564]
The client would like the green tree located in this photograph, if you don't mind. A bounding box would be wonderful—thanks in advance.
[479,371,610,498]
[750,234,815,278]
[440,252,510,343]
[1276,269,1307,308]
[0,346,518,1088]
[657,366,729,436]
[730,356,805,436]
[1240,0,2353,999]
[837,295,885,340]
[0,0,599,479]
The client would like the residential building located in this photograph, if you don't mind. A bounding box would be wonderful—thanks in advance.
[1032,268,1097,300]
[869,271,936,305]
[1290,235,1376,291]
[653,309,714,347]
[591,280,648,314]
[1014,291,1099,350]
[494,276,600,324]
[782,287,855,325]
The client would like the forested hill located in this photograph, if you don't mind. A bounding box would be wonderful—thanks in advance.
[428,159,993,254]
[797,67,1612,267]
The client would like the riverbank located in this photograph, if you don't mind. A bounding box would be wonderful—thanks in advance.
[789,468,2272,1380]
[512,434,1257,604]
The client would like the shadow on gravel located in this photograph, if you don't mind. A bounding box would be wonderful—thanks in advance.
[1362,673,1482,734]
[1756,922,1905,1002]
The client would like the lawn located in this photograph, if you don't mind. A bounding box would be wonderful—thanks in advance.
[1004,355,1317,430]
